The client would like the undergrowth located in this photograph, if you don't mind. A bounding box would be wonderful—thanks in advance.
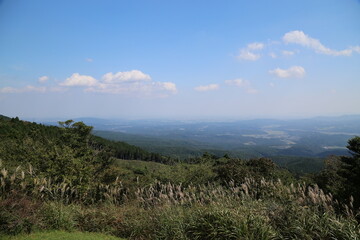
[1,164,360,239]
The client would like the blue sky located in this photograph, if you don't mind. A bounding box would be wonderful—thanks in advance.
[0,0,359,120]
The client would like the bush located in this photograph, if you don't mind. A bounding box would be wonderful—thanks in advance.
[39,202,78,231]
[0,192,40,235]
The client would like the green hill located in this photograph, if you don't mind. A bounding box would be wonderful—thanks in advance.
[0,114,11,121]
[0,116,171,170]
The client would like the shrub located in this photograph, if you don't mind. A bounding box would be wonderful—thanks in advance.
[0,192,40,235]
[39,202,78,231]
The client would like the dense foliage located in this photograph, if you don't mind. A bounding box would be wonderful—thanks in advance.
[94,130,327,174]
[0,118,110,185]
[315,136,360,210]
[90,135,172,164]
[0,117,171,184]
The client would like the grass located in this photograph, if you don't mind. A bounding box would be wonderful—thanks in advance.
[1,231,125,240]
[1,162,360,239]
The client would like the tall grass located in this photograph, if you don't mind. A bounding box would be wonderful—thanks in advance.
[0,163,126,205]
[1,162,360,239]
[134,178,345,214]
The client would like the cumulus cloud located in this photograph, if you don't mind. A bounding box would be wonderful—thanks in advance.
[86,81,177,96]
[0,85,46,93]
[237,42,264,61]
[61,70,177,97]
[194,84,219,92]
[283,30,359,56]
[156,82,177,94]
[238,51,261,61]
[269,66,305,78]
[2,70,177,97]
[225,78,258,94]
[102,70,151,83]
[60,73,98,87]
[38,76,49,83]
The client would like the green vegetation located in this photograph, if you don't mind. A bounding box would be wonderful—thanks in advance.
[0,117,170,177]
[108,159,215,187]
[0,116,360,239]
[94,130,327,174]
[270,155,324,174]
[315,136,360,210]
[2,231,124,240]
[90,135,171,164]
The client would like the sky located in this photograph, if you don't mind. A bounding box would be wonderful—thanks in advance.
[0,0,359,120]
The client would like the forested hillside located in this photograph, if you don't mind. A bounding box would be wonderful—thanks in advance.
[0,117,170,169]
[1,116,360,239]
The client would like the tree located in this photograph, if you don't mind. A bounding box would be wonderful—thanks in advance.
[214,157,285,186]
[347,136,360,157]
[340,136,360,207]
[315,136,360,208]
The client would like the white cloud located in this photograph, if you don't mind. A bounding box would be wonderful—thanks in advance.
[269,82,275,87]
[2,70,177,97]
[225,78,258,94]
[71,70,177,96]
[282,50,295,56]
[60,73,98,87]
[0,85,46,93]
[283,30,359,56]
[269,66,305,78]
[247,42,264,50]
[269,52,277,58]
[238,51,261,61]
[86,58,93,62]
[38,75,49,83]
[194,84,219,92]
[237,42,264,61]
[225,79,250,87]
[85,81,177,96]
[102,70,151,83]
[156,82,177,94]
